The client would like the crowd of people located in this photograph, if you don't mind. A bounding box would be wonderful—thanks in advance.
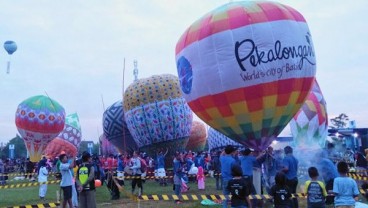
[0,142,367,208]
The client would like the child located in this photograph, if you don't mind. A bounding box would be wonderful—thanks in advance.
[270,172,292,208]
[197,166,205,190]
[304,167,327,208]
[38,159,48,201]
[333,161,360,207]
[227,164,252,208]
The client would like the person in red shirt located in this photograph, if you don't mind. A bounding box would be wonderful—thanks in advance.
[100,156,106,170]
[106,154,114,171]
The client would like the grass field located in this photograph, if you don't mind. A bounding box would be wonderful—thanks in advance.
[0,175,367,208]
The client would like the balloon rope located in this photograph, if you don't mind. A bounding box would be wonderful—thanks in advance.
[122,58,126,152]
[44,91,57,111]
[6,61,10,74]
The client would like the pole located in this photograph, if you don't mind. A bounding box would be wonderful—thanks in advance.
[122,58,127,152]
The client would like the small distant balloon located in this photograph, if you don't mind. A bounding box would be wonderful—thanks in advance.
[4,41,17,55]
[3,40,17,74]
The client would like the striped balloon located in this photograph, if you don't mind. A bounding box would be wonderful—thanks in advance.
[176,1,316,151]
[290,80,328,148]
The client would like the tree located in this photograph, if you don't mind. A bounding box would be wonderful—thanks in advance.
[329,113,349,129]
[0,135,27,159]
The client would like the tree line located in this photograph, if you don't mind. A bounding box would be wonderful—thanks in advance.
[0,135,100,159]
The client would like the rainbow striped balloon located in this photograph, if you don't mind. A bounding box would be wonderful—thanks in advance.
[290,80,328,148]
[176,1,316,151]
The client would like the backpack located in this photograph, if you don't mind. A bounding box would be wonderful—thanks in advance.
[139,158,147,173]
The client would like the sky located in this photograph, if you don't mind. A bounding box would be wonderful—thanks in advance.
[0,0,367,145]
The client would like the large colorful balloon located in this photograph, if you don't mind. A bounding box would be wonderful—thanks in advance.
[207,127,243,152]
[290,80,328,148]
[45,137,78,159]
[176,1,316,151]
[123,74,193,157]
[99,134,119,156]
[186,120,208,152]
[15,95,66,162]
[102,100,137,153]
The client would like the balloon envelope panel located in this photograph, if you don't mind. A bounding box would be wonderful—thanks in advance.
[176,1,316,151]
[15,95,65,162]
[186,120,207,152]
[207,127,243,152]
[123,74,193,149]
[103,101,137,152]
[58,113,82,148]
[290,80,328,148]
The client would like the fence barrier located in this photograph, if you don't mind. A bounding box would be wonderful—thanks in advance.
[6,202,60,208]
[0,180,60,189]
[137,189,368,201]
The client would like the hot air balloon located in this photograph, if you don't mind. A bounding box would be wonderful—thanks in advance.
[123,74,193,160]
[15,95,66,162]
[207,127,243,152]
[102,100,137,153]
[186,120,208,152]
[99,134,119,156]
[3,40,17,74]
[176,1,316,151]
[45,113,82,158]
[45,137,78,159]
[60,113,82,148]
[290,80,328,148]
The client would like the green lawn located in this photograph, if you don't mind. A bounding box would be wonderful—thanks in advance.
[0,176,367,208]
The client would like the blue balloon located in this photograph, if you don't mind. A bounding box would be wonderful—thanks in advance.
[4,41,17,55]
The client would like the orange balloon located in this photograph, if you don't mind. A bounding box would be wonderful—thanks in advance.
[45,137,77,159]
[186,121,207,152]
[95,179,102,188]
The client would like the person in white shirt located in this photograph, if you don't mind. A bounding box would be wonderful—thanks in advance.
[38,159,48,200]
[130,151,143,196]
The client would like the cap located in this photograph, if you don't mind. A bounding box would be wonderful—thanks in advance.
[242,148,254,155]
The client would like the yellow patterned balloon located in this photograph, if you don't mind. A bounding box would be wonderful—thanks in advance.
[123,74,193,159]
[124,74,182,111]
